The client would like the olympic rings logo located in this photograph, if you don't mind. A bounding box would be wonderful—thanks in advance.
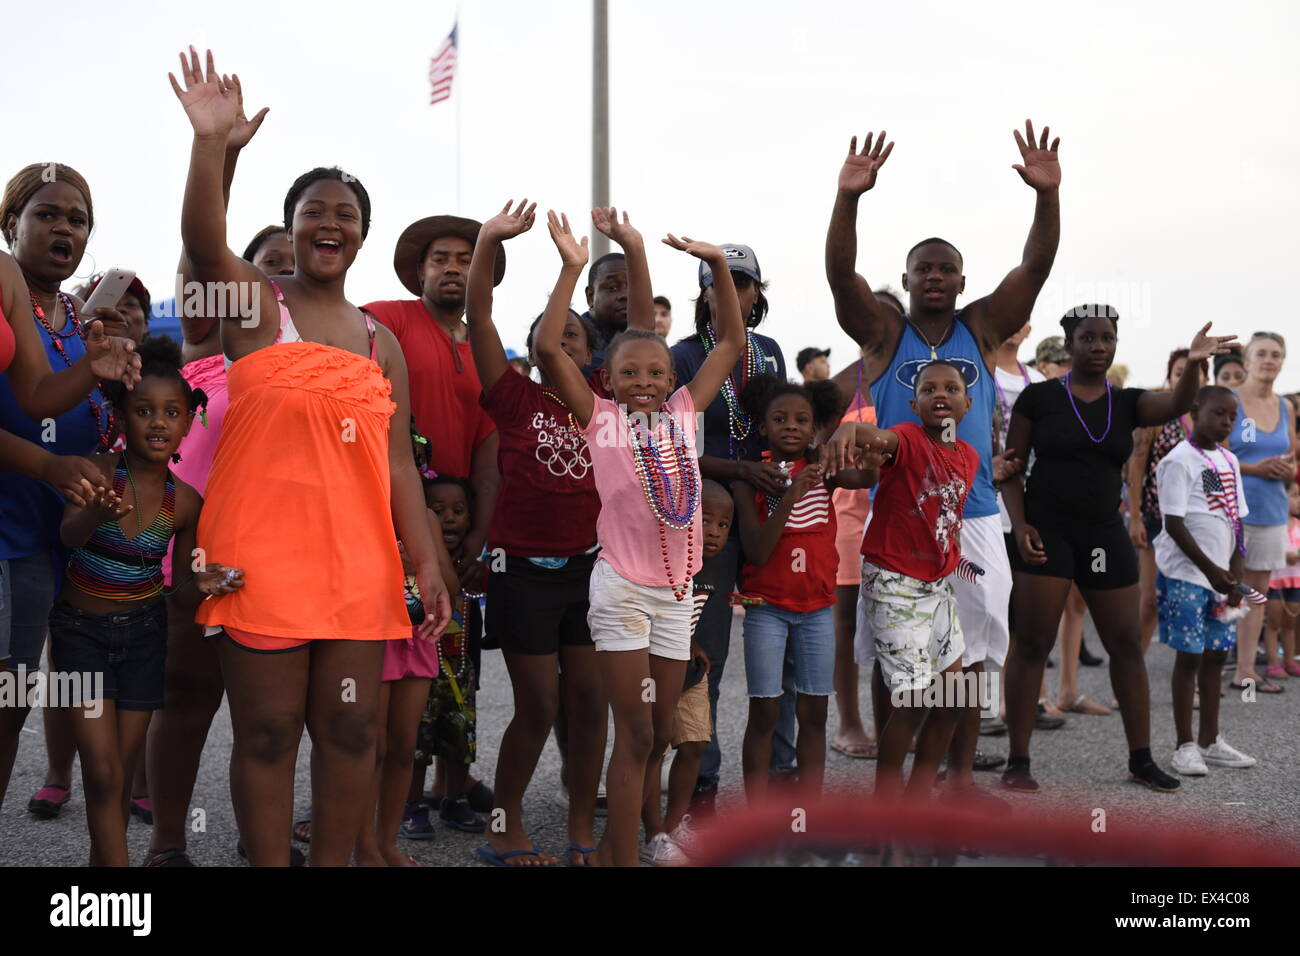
[535,436,592,480]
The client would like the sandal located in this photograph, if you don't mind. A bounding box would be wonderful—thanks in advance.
[130,796,154,825]
[141,848,195,867]
[1286,661,1300,678]
[830,738,878,759]
[1265,664,1289,681]
[1229,677,1284,694]
[1063,695,1111,716]
[565,844,598,867]
[475,844,557,867]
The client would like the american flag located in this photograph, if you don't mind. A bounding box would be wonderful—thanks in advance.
[429,24,458,105]
[1201,465,1238,516]
[955,557,985,586]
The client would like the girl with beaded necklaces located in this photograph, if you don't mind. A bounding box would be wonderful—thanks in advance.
[535,210,743,867]
[48,336,242,866]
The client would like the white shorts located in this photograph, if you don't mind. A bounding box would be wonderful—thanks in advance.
[951,513,1012,667]
[854,510,1011,669]
[1243,524,1288,573]
[587,559,692,661]
[856,561,964,693]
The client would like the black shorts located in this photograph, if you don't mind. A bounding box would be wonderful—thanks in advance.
[1008,512,1139,591]
[1142,515,1162,549]
[48,600,168,711]
[485,552,596,656]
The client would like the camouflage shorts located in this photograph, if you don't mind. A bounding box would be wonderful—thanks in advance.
[858,561,964,693]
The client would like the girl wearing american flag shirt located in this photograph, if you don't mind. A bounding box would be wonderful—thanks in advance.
[1154,385,1257,776]
[732,374,876,802]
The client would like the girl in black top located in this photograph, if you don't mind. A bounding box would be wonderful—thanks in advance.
[1000,305,1234,794]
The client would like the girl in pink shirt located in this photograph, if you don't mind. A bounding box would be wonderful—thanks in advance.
[535,209,743,868]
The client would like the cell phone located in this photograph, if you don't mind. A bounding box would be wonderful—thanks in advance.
[79,269,137,319]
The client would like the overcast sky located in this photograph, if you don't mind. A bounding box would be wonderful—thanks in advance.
[3,0,1297,390]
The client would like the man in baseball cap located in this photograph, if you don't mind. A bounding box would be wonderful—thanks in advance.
[363,216,506,602]
[796,347,832,383]
[1034,335,1070,379]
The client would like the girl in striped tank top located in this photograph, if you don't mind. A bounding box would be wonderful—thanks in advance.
[48,337,243,867]
[732,375,878,802]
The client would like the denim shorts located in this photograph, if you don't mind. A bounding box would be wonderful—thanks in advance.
[742,603,835,697]
[0,552,58,669]
[48,600,169,711]
[1156,574,1237,655]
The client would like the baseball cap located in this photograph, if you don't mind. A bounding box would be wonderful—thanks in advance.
[796,347,831,372]
[1035,336,1069,366]
[698,244,761,288]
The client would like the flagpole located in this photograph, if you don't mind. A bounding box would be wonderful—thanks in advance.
[592,0,609,259]
[455,9,462,215]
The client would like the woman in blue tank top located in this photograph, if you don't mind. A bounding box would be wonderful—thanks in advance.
[1227,332,1296,692]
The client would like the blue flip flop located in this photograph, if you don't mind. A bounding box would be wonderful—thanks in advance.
[475,844,558,867]
[565,844,597,867]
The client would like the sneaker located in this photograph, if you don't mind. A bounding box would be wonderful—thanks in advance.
[1199,736,1257,769]
[28,785,71,820]
[439,795,487,833]
[1129,759,1180,792]
[668,814,701,856]
[1035,703,1066,731]
[639,831,688,867]
[399,801,437,840]
[978,717,1007,736]
[465,779,495,814]
[1171,742,1209,776]
[972,750,1006,771]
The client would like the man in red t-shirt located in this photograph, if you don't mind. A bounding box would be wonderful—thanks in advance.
[364,215,507,583]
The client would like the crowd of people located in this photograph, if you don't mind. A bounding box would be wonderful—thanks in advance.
[1,50,1297,867]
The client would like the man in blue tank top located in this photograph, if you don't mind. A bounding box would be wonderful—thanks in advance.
[825,120,1062,797]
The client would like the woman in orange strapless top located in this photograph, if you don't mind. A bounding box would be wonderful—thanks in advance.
[173,48,454,867]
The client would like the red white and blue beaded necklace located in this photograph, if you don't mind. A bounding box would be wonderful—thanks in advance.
[628,408,700,601]
[30,291,115,451]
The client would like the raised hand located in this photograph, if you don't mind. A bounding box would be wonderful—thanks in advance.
[591,206,643,248]
[481,198,537,243]
[1011,119,1062,192]
[82,319,142,390]
[1186,322,1238,363]
[662,234,723,262]
[168,46,239,139]
[221,73,269,150]
[546,210,589,269]
[838,131,894,197]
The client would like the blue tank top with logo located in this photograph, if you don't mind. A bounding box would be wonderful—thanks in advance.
[869,313,997,519]
[1229,391,1290,527]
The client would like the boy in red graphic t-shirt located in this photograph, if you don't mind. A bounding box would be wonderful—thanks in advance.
[823,360,983,799]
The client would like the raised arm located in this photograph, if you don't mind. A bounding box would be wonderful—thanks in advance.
[170,47,276,355]
[825,132,900,354]
[1136,324,1235,426]
[663,237,742,411]
[966,121,1062,348]
[535,212,596,426]
[178,71,269,350]
[466,199,536,392]
[592,207,654,332]
[378,325,452,639]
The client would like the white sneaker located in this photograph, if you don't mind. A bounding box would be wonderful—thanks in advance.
[639,831,689,867]
[1171,742,1208,776]
[668,814,700,856]
[1200,735,1257,769]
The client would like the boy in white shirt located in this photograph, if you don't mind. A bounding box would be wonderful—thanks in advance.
[1154,385,1257,776]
